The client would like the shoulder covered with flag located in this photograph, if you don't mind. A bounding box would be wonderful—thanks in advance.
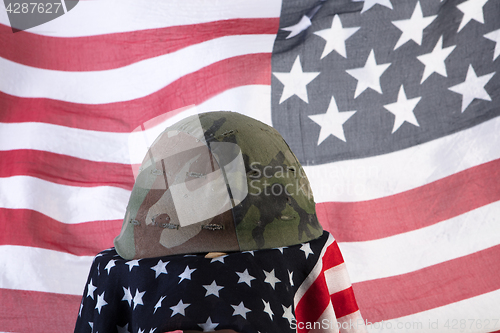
[76,231,366,333]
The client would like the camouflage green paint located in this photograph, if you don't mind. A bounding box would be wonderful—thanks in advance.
[114,111,323,259]
[197,112,322,250]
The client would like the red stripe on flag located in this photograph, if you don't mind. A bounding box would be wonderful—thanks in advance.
[0,53,272,132]
[0,288,81,333]
[352,244,500,322]
[295,273,331,333]
[295,240,356,332]
[0,209,120,256]
[0,18,279,71]
[317,158,500,242]
[0,150,135,190]
[330,287,359,319]
[322,241,346,271]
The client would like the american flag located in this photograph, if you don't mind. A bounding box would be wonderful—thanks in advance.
[75,232,365,333]
[1,0,499,332]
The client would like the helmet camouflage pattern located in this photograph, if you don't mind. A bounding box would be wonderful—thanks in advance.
[114,111,323,259]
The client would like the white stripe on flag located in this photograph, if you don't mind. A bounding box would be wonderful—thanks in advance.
[364,289,500,333]
[143,85,273,133]
[0,85,272,164]
[324,263,352,295]
[0,0,281,37]
[0,35,275,103]
[0,122,138,163]
[0,245,94,295]
[338,200,500,283]
[196,85,273,126]
[0,176,129,224]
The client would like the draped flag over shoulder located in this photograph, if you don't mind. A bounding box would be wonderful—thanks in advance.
[0,0,499,332]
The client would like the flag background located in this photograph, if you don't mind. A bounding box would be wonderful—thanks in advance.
[1,0,500,332]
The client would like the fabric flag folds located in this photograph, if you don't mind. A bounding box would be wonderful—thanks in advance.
[75,232,366,333]
[1,0,499,332]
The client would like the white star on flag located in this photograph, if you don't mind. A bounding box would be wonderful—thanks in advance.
[392,1,437,50]
[484,28,500,61]
[231,301,251,319]
[282,305,295,325]
[236,269,255,287]
[300,243,314,258]
[456,0,488,32]
[309,96,356,144]
[87,279,97,299]
[448,65,495,112]
[104,260,115,274]
[384,85,421,133]
[198,317,219,332]
[314,15,360,58]
[121,287,133,306]
[153,296,165,314]
[288,270,294,287]
[132,289,145,310]
[150,260,168,278]
[178,265,196,283]
[263,269,281,289]
[417,36,456,83]
[262,300,274,320]
[126,259,140,272]
[281,15,312,39]
[361,0,393,13]
[210,255,227,264]
[273,56,320,104]
[203,280,224,297]
[170,299,190,317]
[346,49,391,98]
[95,292,107,314]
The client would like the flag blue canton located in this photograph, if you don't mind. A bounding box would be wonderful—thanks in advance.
[271,0,500,165]
[75,232,330,333]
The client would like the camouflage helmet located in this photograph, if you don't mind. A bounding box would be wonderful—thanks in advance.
[114,111,323,259]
